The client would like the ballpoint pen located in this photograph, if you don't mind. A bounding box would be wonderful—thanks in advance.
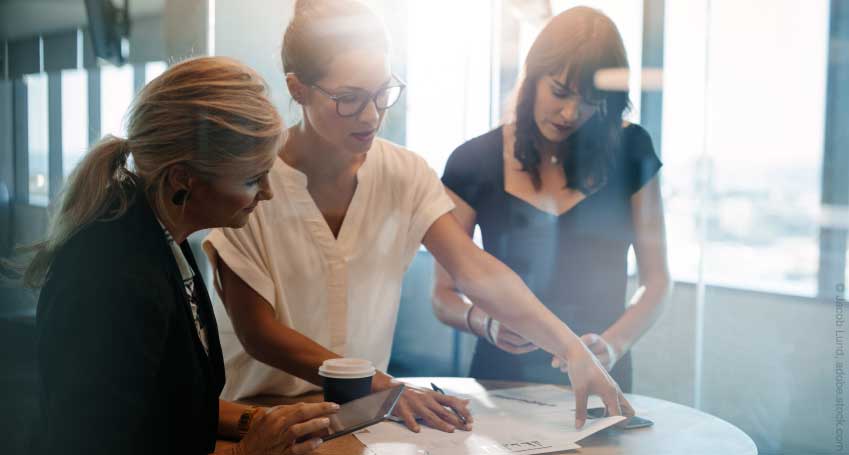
[431,382,468,425]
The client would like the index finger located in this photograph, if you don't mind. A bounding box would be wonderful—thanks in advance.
[436,394,474,424]
[573,386,588,429]
[601,389,622,419]
[273,402,340,425]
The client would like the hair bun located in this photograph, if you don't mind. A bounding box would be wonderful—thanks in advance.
[293,0,327,16]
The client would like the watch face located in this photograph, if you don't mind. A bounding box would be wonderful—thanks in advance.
[238,407,259,437]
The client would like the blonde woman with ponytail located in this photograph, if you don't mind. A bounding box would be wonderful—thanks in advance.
[31,57,337,455]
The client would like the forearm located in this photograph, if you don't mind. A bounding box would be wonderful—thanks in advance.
[239,320,340,386]
[452,247,583,359]
[602,278,672,356]
[431,284,468,329]
[434,286,499,340]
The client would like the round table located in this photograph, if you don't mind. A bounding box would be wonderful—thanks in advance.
[216,377,757,455]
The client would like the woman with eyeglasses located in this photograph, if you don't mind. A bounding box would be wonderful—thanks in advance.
[203,0,634,434]
[434,7,672,393]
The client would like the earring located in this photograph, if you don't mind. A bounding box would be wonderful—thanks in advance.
[171,190,189,205]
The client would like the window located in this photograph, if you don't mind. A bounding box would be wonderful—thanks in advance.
[24,73,49,207]
[145,61,167,84]
[61,69,88,177]
[100,64,134,138]
[404,0,495,174]
[662,0,830,296]
[58,62,165,178]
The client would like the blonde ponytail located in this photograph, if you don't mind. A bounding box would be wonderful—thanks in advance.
[22,136,133,287]
[22,57,283,288]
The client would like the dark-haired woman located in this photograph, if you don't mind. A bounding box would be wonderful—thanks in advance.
[204,0,632,434]
[31,57,338,455]
[434,7,672,392]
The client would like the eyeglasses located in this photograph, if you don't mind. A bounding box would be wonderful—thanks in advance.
[311,75,406,118]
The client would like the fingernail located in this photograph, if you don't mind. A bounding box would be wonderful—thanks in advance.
[321,418,330,425]
[314,439,323,447]
[330,403,340,410]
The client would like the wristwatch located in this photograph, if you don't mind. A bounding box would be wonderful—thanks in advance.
[237,406,260,439]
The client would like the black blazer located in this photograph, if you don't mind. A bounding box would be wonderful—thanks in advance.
[36,191,225,455]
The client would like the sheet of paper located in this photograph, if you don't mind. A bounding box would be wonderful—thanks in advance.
[354,384,624,455]
[356,418,581,455]
[479,385,611,420]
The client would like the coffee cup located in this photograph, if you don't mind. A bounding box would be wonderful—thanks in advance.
[318,358,376,404]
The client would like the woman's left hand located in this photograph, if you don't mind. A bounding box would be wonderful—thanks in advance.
[580,333,620,371]
[551,333,622,372]
[372,372,473,433]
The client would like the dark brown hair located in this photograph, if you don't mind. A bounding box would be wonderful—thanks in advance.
[281,0,389,85]
[514,6,630,192]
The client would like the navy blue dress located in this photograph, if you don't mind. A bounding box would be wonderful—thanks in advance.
[442,124,661,392]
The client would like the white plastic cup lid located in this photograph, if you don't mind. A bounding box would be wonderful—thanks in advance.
[318,358,376,379]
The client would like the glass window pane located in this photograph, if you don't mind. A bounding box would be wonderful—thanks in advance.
[100,65,134,138]
[704,1,827,297]
[663,0,829,296]
[61,69,88,177]
[661,1,708,284]
[24,73,49,207]
[145,61,167,85]
[405,0,494,175]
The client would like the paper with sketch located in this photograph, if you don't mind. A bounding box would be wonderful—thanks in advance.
[354,384,624,455]
[355,417,581,455]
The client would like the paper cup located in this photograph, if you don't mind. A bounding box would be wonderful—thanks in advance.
[318,358,376,404]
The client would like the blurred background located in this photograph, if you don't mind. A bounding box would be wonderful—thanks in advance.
[0,0,847,454]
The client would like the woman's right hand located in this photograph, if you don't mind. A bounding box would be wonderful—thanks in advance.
[237,402,339,455]
[556,345,635,429]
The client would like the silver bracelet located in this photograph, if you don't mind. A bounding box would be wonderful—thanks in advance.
[463,303,476,334]
[483,315,497,345]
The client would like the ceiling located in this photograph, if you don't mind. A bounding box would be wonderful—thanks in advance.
[0,0,164,40]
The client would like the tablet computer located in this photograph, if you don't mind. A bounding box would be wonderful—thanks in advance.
[587,407,654,429]
[322,384,405,441]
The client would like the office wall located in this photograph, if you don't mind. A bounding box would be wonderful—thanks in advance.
[632,282,840,455]
[704,287,839,454]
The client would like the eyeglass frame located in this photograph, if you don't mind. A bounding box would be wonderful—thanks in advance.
[310,74,407,118]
